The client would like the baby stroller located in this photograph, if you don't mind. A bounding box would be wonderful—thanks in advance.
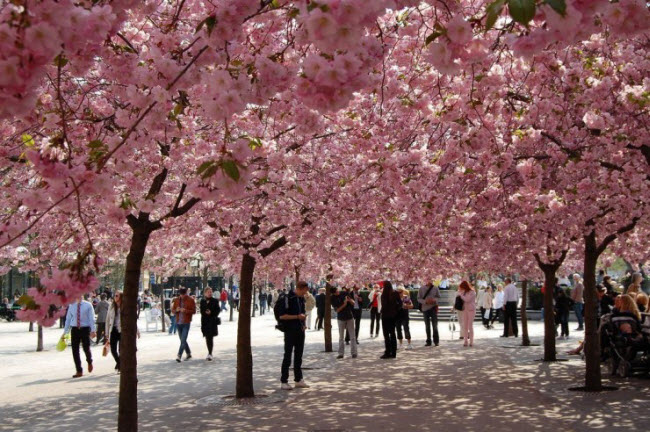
[603,313,650,378]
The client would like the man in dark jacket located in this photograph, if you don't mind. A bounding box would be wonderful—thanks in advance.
[259,290,267,315]
[332,286,357,359]
[315,288,325,330]
[94,294,110,344]
[279,281,310,390]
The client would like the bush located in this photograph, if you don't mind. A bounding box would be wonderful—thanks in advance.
[527,286,543,310]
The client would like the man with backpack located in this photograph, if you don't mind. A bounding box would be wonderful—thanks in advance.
[276,281,310,390]
[418,281,441,346]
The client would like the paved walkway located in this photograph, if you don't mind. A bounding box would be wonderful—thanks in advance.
[0,313,648,431]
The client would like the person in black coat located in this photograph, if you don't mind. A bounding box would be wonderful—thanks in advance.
[555,289,572,339]
[315,288,326,330]
[200,288,220,361]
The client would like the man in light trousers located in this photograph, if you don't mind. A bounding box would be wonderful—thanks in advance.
[331,286,357,359]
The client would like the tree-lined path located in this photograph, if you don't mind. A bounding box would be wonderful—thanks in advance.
[1,1,650,430]
[2,315,648,432]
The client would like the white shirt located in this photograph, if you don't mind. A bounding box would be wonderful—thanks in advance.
[503,283,519,303]
[494,291,504,309]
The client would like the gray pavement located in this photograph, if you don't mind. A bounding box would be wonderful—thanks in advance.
[0,313,648,431]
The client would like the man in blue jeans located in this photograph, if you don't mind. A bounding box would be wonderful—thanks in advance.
[418,282,441,346]
[172,288,196,362]
[571,274,584,331]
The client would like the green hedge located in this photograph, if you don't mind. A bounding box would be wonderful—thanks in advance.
[358,289,448,308]
[526,287,543,310]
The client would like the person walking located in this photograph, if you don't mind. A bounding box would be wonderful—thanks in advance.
[555,289,571,339]
[501,278,519,338]
[233,290,240,311]
[480,287,494,329]
[94,294,110,344]
[279,281,310,390]
[418,281,441,346]
[380,281,402,359]
[220,289,228,312]
[267,291,273,310]
[259,290,267,316]
[458,281,477,347]
[369,284,382,337]
[104,291,139,372]
[61,297,96,378]
[315,288,325,330]
[304,289,316,330]
[491,284,504,327]
[332,286,358,359]
[200,288,220,361]
[570,274,584,331]
[167,294,178,335]
[172,288,196,362]
[396,287,413,350]
[345,285,363,344]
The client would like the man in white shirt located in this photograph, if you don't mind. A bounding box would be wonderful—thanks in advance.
[501,279,519,338]
[62,296,97,378]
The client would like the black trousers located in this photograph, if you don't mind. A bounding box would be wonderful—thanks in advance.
[370,307,381,335]
[423,307,439,345]
[382,316,397,357]
[503,302,518,337]
[206,335,214,355]
[396,315,411,341]
[315,310,324,330]
[110,327,120,370]
[345,309,362,342]
[96,322,106,344]
[281,328,305,383]
[71,326,93,373]
[491,308,502,325]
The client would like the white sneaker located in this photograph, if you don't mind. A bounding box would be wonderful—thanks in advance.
[281,383,293,390]
[407,343,413,350]
[294,380,310,388]
[206,354,213,361]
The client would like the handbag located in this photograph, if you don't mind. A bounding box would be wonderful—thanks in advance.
[454,295,464,311]
[417,285,435,312]
[102,343,110,357]
[56,337,67,352]
[483,308,491,320]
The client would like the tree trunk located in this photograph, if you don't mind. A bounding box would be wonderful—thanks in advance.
[295,266,300,288]
[251,283,256,318]
[29,321,34,332]
[583,231,602,391]
[542,267,557,362]
[119,225,152,432]
[229,275,234,322]
[36,324,43,352]
[236,253,256,398]
[160,294,166,333]
[521,280,530,346]
[202,266,209,293]
[324,278,333,352]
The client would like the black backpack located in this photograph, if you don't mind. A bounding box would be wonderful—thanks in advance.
[274,293,289,332]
